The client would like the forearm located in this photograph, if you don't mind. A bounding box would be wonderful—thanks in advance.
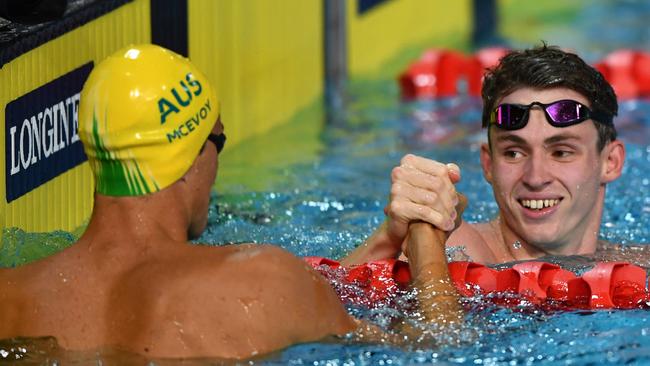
[407,222,463,325]
[411,265,463,324]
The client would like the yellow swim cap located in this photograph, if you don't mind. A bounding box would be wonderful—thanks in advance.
[79,44,219,196]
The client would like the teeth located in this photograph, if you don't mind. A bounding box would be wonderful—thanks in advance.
[521,199,560,210]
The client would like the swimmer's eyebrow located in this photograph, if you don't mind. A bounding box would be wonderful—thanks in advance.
[494,132,584,146]
[493,134,527,145]
[543,133,583,145]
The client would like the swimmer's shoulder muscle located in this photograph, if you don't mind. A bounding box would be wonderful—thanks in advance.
[109,244,355,359]
[446,220,497,264]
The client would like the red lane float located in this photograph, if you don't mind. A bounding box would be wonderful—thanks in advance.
[633,52,650,95]
[595,49,640,100]
[582,262,647,308]
[399,48,650,100]
[398,49,468,99]
[305,257,649,309]
[465,47,509,97]
[397,47,509,100]
[398,47,508,100]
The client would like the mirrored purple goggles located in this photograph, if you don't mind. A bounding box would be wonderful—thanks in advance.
[488,99,613,130]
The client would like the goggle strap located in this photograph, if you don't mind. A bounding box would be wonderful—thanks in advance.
[207,133,227,154]
[590,110,614,125]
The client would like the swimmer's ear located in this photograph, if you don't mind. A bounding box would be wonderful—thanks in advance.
[601,139,625,183]
[480,143,493,184]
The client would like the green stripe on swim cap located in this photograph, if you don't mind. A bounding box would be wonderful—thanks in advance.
[91,110,154,196]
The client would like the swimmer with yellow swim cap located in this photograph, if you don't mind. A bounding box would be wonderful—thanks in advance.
[0,44,464,360]
[79,44,223,198]
[0,44,352,358]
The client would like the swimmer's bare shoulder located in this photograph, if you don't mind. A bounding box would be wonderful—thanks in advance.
[446,220,499,264]
[593,239,650,267]
[109,243,356,359]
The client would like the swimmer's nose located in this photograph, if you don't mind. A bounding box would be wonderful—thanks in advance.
[522,152,553,190]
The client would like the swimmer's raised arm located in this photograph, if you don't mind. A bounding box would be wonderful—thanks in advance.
[405,222,463,325]
[405,194,467,324]
[347,195,466,345]
[342,154,462,266]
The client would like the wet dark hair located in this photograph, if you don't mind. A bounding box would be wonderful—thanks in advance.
[481,44,618,151]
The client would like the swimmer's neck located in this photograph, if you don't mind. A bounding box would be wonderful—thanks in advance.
[80,190,193,250]
[491,214,602,261]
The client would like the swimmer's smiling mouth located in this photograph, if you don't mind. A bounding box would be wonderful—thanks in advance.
[519,198,562,210]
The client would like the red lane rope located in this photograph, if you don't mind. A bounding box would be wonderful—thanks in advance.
[305,257,649,309]
[398,48,650,100]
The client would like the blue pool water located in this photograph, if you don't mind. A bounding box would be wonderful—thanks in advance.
[3,2,650,365]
